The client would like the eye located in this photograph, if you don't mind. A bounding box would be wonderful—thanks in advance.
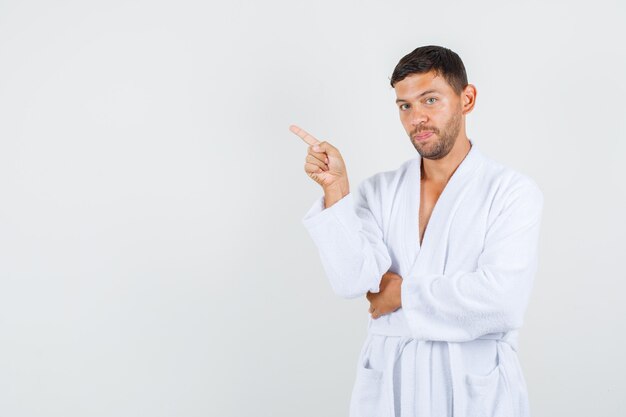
[399,103,409,110]
[426,97,437,104]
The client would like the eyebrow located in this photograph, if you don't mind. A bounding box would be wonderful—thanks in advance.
[395,89,441,103]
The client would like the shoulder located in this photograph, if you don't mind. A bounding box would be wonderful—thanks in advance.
[351,157,415,214]
[359,157,415,195]
[478,151,544,215]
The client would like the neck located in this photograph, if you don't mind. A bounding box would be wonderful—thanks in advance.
[421,137,472,184]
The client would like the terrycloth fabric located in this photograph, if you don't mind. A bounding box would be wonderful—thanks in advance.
[302,139,544,417]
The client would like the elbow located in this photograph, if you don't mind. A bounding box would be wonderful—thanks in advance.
[504,310,525,330]
[502,284,534,330]
[325,270,354,298]
[331,284,367,300]
[327,260,383,300]
[498,299,526,331]
[328,275,374,299]
[483,266,534,331]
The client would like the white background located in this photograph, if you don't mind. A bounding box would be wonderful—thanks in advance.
[1,0,625,416]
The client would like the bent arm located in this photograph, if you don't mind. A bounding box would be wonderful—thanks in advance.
[302,181,392,299]
[401,181,544,341]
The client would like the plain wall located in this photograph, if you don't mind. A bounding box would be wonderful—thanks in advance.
[1,0,625,416]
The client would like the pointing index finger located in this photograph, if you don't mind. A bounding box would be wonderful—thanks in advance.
[289,124,320,146]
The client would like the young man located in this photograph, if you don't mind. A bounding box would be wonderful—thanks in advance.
[291,45,543,417]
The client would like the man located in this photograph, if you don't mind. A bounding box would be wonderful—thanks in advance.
[291,45,543,417]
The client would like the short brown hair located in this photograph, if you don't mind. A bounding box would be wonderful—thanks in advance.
[389,45,468,96]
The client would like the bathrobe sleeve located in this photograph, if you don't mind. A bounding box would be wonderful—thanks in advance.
[401,178,545,342]
[301,180,392,299]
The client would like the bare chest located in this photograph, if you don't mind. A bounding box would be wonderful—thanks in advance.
[419,179,446,246]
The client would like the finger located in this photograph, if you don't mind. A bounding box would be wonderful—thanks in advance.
[306,154,328,171]
[289,124,320,146]
[307,147,329,164]
[305,162,324,174]
[313,141,339,156]
[307,146,329,164]
[385,272,402,280]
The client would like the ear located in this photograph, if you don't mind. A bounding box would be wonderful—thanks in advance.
[461,84,477,115]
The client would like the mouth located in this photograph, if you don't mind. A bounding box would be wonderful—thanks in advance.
[413,131,434,141]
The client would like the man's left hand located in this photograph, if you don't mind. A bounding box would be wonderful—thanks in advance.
[366,271,403,319]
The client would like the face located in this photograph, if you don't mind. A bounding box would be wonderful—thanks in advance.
[394,71,465,160]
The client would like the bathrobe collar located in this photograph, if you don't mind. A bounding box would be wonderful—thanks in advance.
[401,138,486,276]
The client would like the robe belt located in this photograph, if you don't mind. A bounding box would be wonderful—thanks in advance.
[372,331,514,417]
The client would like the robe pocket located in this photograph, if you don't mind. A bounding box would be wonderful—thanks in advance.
[357,360,383,381]
[465,352,514,416]
[350,343,384,417]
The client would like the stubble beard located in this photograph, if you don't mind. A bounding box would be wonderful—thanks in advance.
[411,109,462,160]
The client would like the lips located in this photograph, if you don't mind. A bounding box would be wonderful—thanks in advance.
[413,131,434,140]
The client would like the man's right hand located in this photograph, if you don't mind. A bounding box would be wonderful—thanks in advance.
[289,124,350,198]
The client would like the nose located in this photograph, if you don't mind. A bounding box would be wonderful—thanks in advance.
[408,108,427,127]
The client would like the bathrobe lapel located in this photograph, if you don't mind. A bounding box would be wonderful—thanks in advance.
[400,139,485,278]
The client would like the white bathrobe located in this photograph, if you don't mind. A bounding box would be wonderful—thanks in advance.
[302,139,544,417]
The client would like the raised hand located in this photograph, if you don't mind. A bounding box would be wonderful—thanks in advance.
[289,124,349,191]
